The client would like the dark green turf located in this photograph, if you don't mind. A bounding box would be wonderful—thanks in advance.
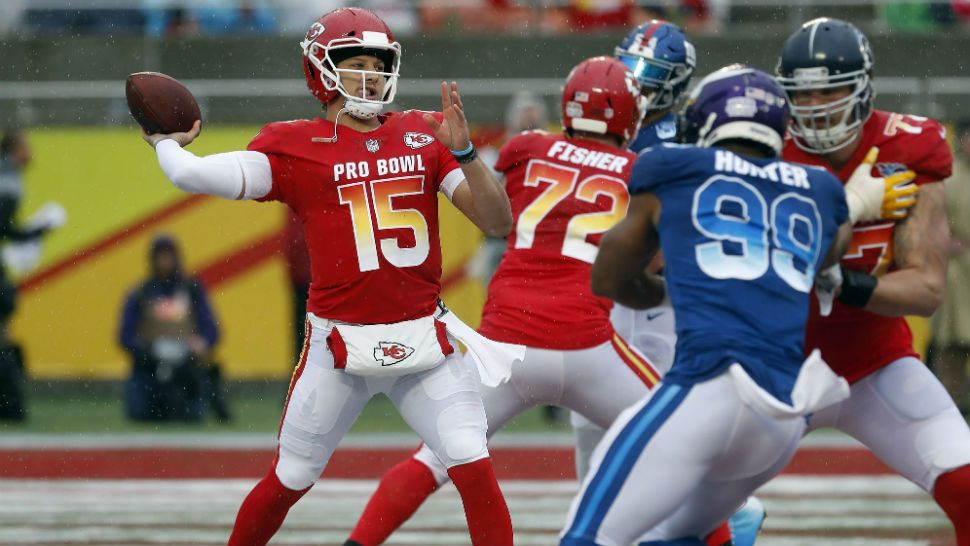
[0,392,571,435]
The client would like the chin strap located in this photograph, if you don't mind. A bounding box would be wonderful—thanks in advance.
[345,97,384,120]
[311,107,348,144]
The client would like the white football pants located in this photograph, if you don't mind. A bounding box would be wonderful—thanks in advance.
[807,355,970,491]
[274,318,489,490]
[572,302,677,479]
[413,336,658,483]
[560,373,805,546]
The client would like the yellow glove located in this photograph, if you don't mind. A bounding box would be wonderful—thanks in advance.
[844,147,918,224]
[881,166,919,221]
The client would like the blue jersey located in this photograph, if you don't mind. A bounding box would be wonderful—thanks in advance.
[628,112,678,153]
[628,144,848,403]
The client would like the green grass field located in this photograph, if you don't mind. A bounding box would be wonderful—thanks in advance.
[0,390,570,435]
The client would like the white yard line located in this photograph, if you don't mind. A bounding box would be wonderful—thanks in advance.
[0,476,948,546]
[0,429,861,449]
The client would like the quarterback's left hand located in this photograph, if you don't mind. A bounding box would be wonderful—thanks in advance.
[423,81,471,151]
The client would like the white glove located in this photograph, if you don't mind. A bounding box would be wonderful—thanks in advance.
[26,202,68,231]
[2,241,42,275]
[814,264,843,317]
[843,147,918,224]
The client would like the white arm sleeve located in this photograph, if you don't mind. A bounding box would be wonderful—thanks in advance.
[438,167,466,202]
[155,139,273,200]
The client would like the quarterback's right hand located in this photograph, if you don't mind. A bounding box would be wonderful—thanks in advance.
[843,146,918,224]
[142,119,201,149]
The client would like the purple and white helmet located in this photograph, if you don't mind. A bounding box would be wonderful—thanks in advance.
[680,64,790,156]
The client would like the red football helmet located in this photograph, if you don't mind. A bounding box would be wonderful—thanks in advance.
[300,8,401,119]
[562,56,647,146]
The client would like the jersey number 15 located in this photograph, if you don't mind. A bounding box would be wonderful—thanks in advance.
[338,175,430,272]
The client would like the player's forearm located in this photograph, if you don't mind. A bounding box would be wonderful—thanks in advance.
[821,222,853,270]
[606,272,667,310]
[861,181,949,317]
[154,140,272,200]
[864,268,945,317]
[459,158,512,237]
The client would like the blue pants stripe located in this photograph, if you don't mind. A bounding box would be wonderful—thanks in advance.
[564,383,690,542]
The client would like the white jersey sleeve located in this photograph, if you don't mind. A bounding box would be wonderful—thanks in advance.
[155,139,273,200]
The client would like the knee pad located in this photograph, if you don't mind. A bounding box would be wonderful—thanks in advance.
[276,423,333,490]
[435,400,488,466]
[412,444,451,485]
[873,358,953,421]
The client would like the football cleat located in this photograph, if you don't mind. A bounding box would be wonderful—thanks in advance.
[728,496,767,546]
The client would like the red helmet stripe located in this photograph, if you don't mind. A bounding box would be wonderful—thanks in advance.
[640,21,662,43]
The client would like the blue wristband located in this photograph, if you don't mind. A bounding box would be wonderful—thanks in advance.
[452,143,475,158]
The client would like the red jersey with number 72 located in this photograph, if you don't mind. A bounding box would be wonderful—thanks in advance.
[248,111,465,324]
[479,131,635,349]
[783,110,953,383]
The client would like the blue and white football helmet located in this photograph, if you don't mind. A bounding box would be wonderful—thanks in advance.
[680,64,790,156]
[775,18,875,153]
[614,20,696,113]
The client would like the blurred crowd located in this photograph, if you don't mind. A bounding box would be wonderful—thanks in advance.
[2,1,968,38]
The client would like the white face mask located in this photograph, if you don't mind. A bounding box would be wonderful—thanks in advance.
[332,66,394,120]
[778,69,872,154]
[302,33,402,121]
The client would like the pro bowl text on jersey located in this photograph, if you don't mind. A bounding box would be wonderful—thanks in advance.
[334,154,427,182]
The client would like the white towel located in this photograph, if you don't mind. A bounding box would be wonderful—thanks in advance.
[729,349,850,419]
[437,311,524,387]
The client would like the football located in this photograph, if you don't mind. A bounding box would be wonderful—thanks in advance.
[125,72,201,135]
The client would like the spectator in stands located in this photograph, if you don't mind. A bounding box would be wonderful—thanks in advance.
[955,0,970,22]
[277,1,417,36]
[564,0,639,31]
[142,0,277,38]
[932,121,970,416]
[282,210,310,363]
[118,235,230,422]
[0,1,26,37]
[884,1,958,31]
[142,1,198,37]
[468,91,548,288]
[0,128,65,422]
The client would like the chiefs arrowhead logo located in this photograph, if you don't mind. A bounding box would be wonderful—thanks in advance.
[404,132,435,149]
[305,22,325,42]
[374,341,415,366]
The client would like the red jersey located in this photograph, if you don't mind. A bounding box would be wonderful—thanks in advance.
[248,111,464,324]
[783,110,953,383]
[478,131,635,349]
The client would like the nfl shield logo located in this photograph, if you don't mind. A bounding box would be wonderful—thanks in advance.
[365,139,380,153]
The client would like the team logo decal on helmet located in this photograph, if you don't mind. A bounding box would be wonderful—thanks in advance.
[776,17,875,153]
[306,22,325,42]
[680,64,790,156]
[614,20,696,113]
[300,8,402,120]
[562,56,647,145]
